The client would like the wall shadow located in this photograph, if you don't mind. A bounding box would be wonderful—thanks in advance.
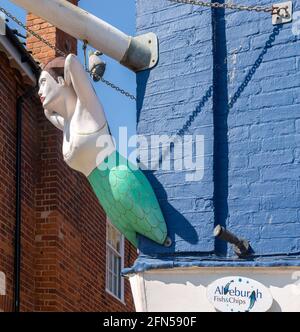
[138,169,199,255]
[136,69,150,125]
[227,25,282,110]
[135,13,283,257]
[212,9,283,256]
[136,84,214,254]
[212,2,229,256]
[158,86,213,166]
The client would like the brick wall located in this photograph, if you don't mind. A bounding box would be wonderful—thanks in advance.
[0,0,137,312]
[136,1,215,255]
[0,53,24,311]
[26,0,78,63]
[224,1,300,256]
[136,0,300,259]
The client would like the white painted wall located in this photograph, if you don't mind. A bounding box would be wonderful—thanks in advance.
[128,267,300,312]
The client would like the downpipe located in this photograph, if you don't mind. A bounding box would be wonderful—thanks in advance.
[14,87,37,312]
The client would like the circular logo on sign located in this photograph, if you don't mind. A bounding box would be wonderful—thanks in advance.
[207,276,273,312]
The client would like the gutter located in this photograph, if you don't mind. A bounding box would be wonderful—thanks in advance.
[5,25,40,77]
[0,26,38,85]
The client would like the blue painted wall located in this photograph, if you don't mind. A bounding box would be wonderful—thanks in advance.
[135,0,300,264]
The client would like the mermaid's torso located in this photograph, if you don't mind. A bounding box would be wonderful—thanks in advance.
[62,121,115,176]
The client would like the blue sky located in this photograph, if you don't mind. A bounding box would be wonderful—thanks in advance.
[2,0,137,146]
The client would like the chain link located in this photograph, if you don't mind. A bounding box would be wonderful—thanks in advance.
[168,0,273,13]
[0,7,66,56]
[0,1,276,101]
[0,6,136,100]
[99,77,136,100]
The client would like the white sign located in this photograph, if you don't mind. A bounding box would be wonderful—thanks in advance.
[207,276,273,312]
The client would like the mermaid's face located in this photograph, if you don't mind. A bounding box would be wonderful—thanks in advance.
[38,71,66,115]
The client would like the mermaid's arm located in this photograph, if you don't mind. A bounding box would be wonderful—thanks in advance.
[64,54,107,132]
[64,54,99,108]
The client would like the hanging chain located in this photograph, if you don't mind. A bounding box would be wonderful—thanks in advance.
[0,6,136,101]
[82,39,89,71]
[82,38,136,101]
[168,0,274,13]
[0,1,283,101]
[0,6,65,56]
[98,77,136,100]
[92,73,136,101]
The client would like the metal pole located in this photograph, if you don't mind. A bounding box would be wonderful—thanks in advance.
[10,0,158,72]
[214,225,251,257]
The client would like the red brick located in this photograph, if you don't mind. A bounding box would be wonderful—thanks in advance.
[0,0,137,312]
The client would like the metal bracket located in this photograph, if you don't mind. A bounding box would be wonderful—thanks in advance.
[214,225,251,258]
[135,32,159,71]
[272,1,293,25]
[120,32,159,72]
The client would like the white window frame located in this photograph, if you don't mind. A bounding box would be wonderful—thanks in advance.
[106,219,125,303]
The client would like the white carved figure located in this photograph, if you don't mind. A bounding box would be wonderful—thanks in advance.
[38,54,169,248]
[38,54,115,176]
